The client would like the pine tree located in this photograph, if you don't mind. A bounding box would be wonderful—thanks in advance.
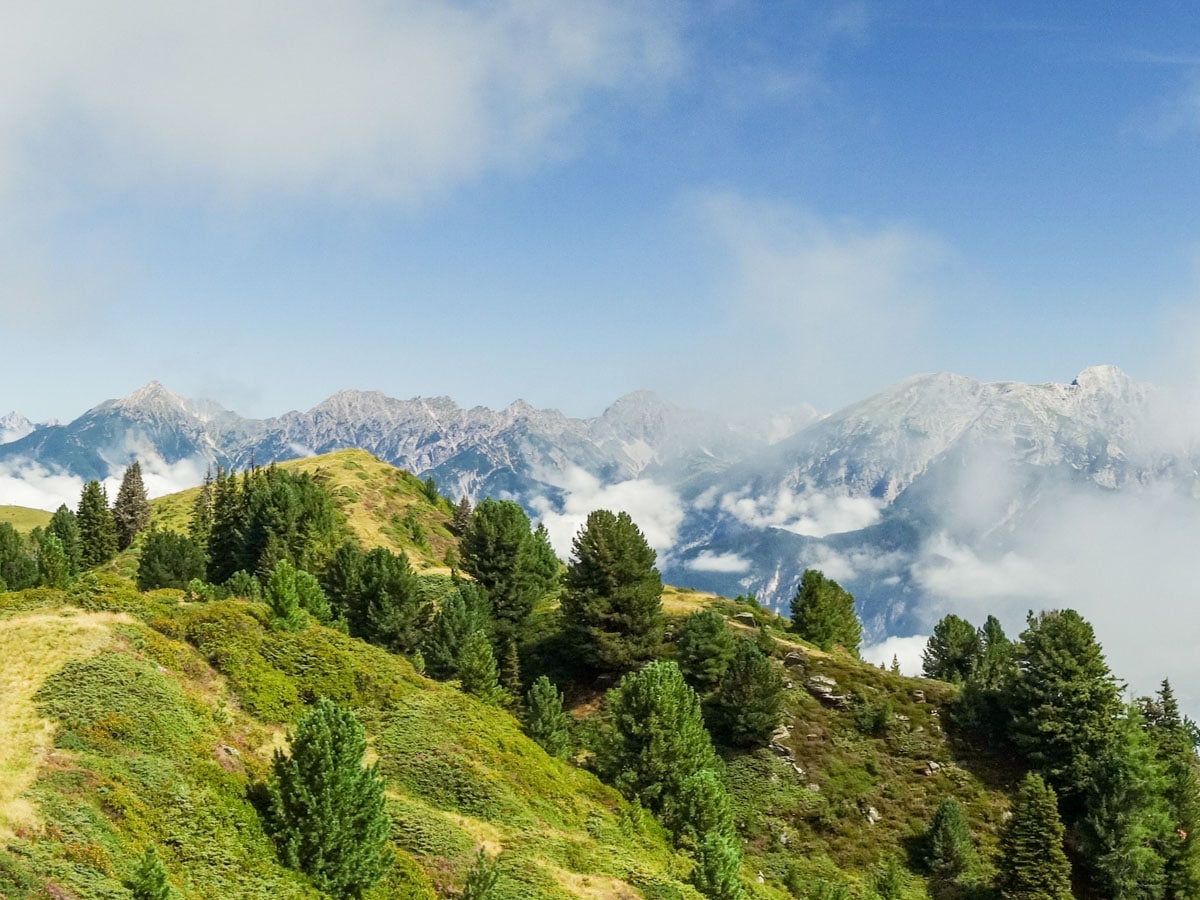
[1011,609,1123,815]
[457,628,505,705]
[690,828,743,900]
[1000,773,1073,900]
[705,640,784,748]
[955,614,1017,747]
[676,768,735,847]
[789,569,861,655]
[595,660,721,837]
[321,540,364,626]
[294,568,331,623]
[188,469,215,549]
[267,699,390,898]
[922,614,980,683]
[137,530,207,591]
[460,848,501,899]
[358,547,428,652]
[451,495,473,537]
[424,584,490,679]
[525,675,571,758]
[265,560,306,632]
[130,845,173,900]
[562,509,664,673]
[676,609,738,693]
[499,637,522,703]
[0,524,38,591]
[36,533,70,589]
[76,480,118,568]
[113,460,152,550]
[47,505,84,575]
[1144,680,1200,899]
[206,468,246,584]
[925,797,977,879]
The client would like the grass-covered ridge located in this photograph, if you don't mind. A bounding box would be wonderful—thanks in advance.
[0,506,53,533]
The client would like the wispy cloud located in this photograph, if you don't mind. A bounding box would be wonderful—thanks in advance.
[0,451,206,512]
[720,485,883,537]
[687,550,751,573]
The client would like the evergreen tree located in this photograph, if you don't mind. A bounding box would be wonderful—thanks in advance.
[955,614,1018,747]
[676,609,738,693]
[188,469,215,550]
[595,660,721,837]
[421,474,440,505]
[676,768,735,847]
[113,460,152,550]
[206,468,246,584]
[1143,680,1200,899]
[451,495,473,537]
[460,499,556,640]
[690,829,743,900]
[265,560,306,632]
[460,849,500,899]
[1079,705,1170,899]
[0,523,38,591]
[136,530,207,591]
[77,480,118,568]
[424,584,490,679]
[36,532,70,589]
[789,569,861,655]
[294,568,331,623]
[705,640,784,748]
[47,505,84,575]
[499,637,523,702]
[562,509,664,673]
[1000,773,1073,900]
[525,675,571,758]
[358,547,428,652]
[457,628,505,705]
[1011,609,1123,814]
[321,540,364,625]
[224,569,262,601]
[922,614,981,683]
[267,699,390,898]
[130,846,173,900]
[925,797,977,879]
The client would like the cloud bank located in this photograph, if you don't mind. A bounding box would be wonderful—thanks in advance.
[0,452,207,512]
[719,485,882,537]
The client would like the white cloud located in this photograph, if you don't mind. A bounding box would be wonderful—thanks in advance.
[862,634,927,677]
[720,485,882,537]
[0,451,207,512]
[806,545,907,583]
[0,1,682,202]
[687,550,751,573]
[912,533,1057,608]
[530,466,684,556]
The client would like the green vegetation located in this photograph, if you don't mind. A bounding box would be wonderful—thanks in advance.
[114,460,152,551]
[0,505,53,533]
[790,569,862,656]
[1000,773,1072,900]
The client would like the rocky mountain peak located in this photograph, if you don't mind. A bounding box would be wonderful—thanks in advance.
[0,411,34,445]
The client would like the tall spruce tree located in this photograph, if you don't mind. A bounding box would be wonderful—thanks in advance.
[525,675,571,758]
[1000,773,1073,900]
[451,495,473,536]
[690,829,744,900]
[267,699,390,898]
[704,640,784,748]
[790,569,861,655]
[457,628,505,706]
[0,523,38,591]
[188,469,215,550]
[562,509,664,673]
[676,609,738,693]
[1011,609,1123,815]
[113,460,152,550]
[206,468,246,584]
[357,547,428,652]
[925,797,977,879]
[922,614,981,683]
[47,505,84,576]
[265,560,307,632]
[36,532,71,589]
[1144,680,1200,899]
[424,584,490,680]
[595,660,721,837]
[955,614,1018,747]
[321,540,364,626]
[137,530,206,591]
[77,480,118,568]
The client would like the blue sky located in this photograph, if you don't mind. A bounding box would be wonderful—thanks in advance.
[4,1,1200,422]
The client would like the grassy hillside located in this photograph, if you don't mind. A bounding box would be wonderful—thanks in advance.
[150,449,458,572]
[0,506,53,533]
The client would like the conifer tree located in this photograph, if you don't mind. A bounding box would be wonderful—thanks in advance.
[294,568,331,623]
[188,469,214,550]
[676,609,738,693]
[955,614,1017,746]
[525,675,571,758]
[76,480,118,568]
[1011,609,1123,814]
[596,660,721,837]
[265,560,306,632]
[0,523,38,591]
[922,614,980,683]
[130,845,173,900]
[1144,680,1200,899]
[451,495,473,536]
[321,540,364,625]
[358,547,428,652]
[1000,773,1073,900]
[457,628,505,705]
[925,797,977,879]
[424,584,490,679]
[705,640,784,748]
[562,509,664,673]
[267,699,390,898]
[47,505,83,575]
[676,768,735,847]
[790,569,861,655]
[137,530,206,591]
[690,829,743,900]
[37,533,70,589]
[460,849,501,899]
[113,460,152,550]
[499,637,523,702]
[206,468,246,584]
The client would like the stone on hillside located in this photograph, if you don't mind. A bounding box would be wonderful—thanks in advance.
[783,649,807,668]
[771,724,791,742]
[733,611,757,626]
[864,806,881,825]
[911,689,926,703]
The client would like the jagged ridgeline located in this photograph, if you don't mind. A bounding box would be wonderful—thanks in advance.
[1,448,1188,899]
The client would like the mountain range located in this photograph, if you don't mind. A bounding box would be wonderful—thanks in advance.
[3,365,1192,642]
